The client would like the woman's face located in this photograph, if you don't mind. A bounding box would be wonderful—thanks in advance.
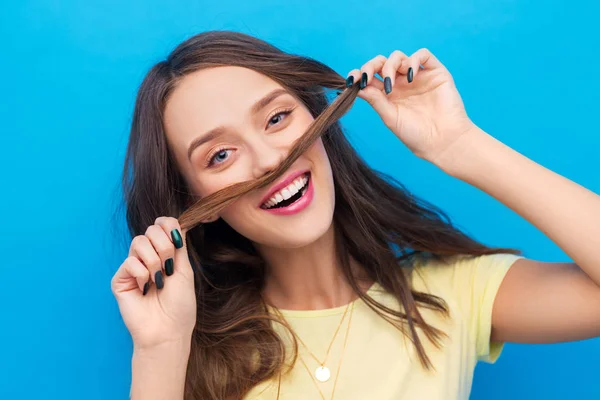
[163,66,335,249]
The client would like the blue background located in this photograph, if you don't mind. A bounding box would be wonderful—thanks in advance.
[1,1,598,399]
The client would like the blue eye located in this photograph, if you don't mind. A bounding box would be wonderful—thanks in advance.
[207,148,232,167]
[267,109,292,128]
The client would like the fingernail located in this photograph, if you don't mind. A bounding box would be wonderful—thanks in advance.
[165,258,174,276]
[142,281,150,296]
[155,271,164,289]
[345,76,354,87]
[407,67,414,83]
[171,229,183,249]
[384,77,392,94]
[360,72,368,89]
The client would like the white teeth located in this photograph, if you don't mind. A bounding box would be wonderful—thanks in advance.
[262,173,309,209]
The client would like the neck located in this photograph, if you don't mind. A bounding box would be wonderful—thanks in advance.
[256,223,372,311]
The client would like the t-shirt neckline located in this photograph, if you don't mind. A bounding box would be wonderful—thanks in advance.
[266,281,380,318]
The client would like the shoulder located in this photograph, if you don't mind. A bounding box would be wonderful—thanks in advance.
[409,252,524,294]
[404,252,524,324]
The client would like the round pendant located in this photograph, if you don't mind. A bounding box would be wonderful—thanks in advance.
[315,366,331,382]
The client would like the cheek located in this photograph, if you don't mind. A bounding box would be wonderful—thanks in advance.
[313,139,335,202]
[311,138,332,172]
[191,183,219,202]
[291,110,316,139]
[218,200,267,243]
[191,168,247,199]
[218,192,257,226]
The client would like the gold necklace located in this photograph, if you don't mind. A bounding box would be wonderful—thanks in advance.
[276,302,355,400]
[271,299,352,382]
[295,301,351,382]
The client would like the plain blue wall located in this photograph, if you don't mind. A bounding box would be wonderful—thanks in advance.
[1,1,598,399]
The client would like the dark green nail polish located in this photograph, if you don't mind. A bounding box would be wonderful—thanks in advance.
[142,281,150,296]
[360,72,368,89]
[384,77,392,94]
[171,229,183,249]
[345,76,354,87]
[407,67,413,83]
[165,258,174,276]
[155,270,164,289]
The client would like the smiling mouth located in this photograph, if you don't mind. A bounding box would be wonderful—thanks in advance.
[260,172,310,210]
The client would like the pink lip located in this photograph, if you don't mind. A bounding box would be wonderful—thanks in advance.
[259,169,310,206]
[261,172,314,216]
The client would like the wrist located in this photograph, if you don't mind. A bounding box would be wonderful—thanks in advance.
[131,339,191,400]
[431,124,486,177]
[133,337,192,360]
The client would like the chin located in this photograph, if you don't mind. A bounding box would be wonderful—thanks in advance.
[261,212,334,249]
[223,201,335,250]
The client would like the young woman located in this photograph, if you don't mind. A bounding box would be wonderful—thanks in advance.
[111,31,600,400]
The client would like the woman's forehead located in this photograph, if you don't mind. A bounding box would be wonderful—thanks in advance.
[173,66,282,106]
[165,67,288,126]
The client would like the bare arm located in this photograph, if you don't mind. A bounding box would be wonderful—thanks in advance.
[439,127,600,343]
[130,339,191,400]
[492,258,600,343]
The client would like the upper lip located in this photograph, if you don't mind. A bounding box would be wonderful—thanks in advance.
[259,169,310,206]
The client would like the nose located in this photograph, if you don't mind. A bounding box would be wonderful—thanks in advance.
[250,137,287,179]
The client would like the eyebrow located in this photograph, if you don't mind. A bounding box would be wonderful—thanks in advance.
[187,88,290,161]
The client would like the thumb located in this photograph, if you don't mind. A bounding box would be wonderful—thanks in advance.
[358,86,397,128]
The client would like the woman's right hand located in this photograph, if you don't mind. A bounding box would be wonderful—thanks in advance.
[111,217,197,351]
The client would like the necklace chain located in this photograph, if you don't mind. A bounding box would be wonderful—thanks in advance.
[276,302,355,400]
[294,301,351,370]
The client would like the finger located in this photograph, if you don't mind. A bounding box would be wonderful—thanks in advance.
[358,85,396,128]
[344,68,362,90]
[111,256,151,296]
[410,48,443,70]
[358,55,386,91]
[381,50,409,91]
[129,235,164,289]
[345,68,384,93]
[404,54,422,84]
[145,224,176,278]
[398,48,444,83]
[154,216,193,279]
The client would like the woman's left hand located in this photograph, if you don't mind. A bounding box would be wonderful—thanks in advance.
[346,48,477,166]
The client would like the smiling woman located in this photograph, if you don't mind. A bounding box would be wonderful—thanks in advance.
[113,31,525,400]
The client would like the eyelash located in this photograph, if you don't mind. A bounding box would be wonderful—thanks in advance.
[204,107,294,168]
[266,107,294,128]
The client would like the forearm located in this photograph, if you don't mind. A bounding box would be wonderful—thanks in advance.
[436,126,600,284]
[130,340,191,400]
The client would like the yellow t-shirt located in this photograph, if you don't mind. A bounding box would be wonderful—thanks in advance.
[244,253,523,400]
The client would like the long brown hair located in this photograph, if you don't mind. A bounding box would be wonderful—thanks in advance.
[121,30,521,399]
